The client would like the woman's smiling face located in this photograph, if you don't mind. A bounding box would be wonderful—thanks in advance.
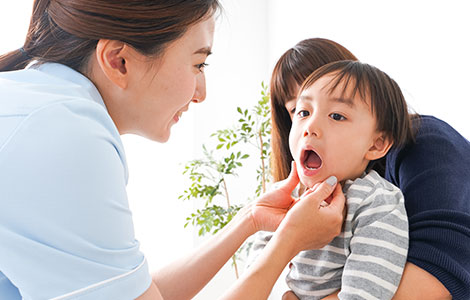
[105,16,215,142]
[132,16,215,142]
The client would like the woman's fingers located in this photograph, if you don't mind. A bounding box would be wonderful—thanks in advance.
[291,176,337,207]
[279,175,345,251]
[302,176,337,206]
[325,183,346,213]
[279,161,299,193]
[282,290,300,300]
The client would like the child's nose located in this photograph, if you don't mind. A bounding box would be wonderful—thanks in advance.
[304,116,322,138]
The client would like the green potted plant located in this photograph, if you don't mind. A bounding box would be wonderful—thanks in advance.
[179,82,272,278]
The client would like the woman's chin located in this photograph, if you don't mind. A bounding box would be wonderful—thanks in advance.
[141,128,171,143]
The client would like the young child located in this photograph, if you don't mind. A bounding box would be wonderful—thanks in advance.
[251,60,414,300]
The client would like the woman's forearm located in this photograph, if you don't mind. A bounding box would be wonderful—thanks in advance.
[153,174,344,300]
[220,226,299,300]
[392,262,451,300]
[152,204,256,300]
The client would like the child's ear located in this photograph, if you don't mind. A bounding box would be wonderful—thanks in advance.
[365,133,393,161]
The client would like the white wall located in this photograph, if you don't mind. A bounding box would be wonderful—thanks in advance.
[266,0,470,140]
[2,1,469,299]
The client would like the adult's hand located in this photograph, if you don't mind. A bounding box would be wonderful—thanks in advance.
[282,290,300,300]
[277,175,345,252]
[249,162,300,232]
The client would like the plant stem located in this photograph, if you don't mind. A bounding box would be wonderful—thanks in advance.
[259,131,266,193]
[231,255,239,279]
[222,176,239,279]
[222,177,231,208]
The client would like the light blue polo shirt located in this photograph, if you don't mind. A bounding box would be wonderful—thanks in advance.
[0,63,151,299]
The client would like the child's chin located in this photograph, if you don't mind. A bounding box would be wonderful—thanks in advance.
[301,178,319,190]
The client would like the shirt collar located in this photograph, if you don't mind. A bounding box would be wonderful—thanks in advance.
[28,62,107,110]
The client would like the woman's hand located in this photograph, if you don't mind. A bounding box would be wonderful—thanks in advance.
[282,290,300,300]
[277,175,345,252]
[250,162,300,232]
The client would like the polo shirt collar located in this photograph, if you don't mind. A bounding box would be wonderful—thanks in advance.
[28,62,107,110]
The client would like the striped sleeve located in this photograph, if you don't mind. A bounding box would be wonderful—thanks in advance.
[339,171,409,300]
[245,231,273,269]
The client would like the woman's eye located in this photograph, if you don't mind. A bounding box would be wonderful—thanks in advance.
[297,110,310,118]
[289,107,296,115]
[196,62,209,72]
[329,113,346,121]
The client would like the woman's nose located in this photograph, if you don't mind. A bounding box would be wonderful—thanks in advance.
[192,73,206,103]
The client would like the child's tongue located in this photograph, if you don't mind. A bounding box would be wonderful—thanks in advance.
[305,151,321,169]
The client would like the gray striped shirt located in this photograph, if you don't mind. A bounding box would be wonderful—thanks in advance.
[251,170,409,300]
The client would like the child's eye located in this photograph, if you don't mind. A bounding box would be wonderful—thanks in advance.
[329,113,346,121]
[196,62,209,72]
[297,110,310,118]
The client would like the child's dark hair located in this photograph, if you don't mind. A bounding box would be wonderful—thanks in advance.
[300,60,415,152]
[269,38,358,182]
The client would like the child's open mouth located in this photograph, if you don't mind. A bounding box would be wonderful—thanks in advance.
[300,148,322,174]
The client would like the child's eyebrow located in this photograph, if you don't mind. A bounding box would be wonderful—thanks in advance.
[298,95,313,104]
[299,94,356,108]
[330,97,355,108]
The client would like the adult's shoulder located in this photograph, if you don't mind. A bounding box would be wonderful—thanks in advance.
[385,115,470,212]
[0,63,126,175]
[412,115,469,145]
[386,115,469,188]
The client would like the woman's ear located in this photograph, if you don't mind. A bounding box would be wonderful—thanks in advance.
[95,39,129,89]
[365,133,393,161]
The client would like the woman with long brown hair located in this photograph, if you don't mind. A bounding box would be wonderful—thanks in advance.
[0,1,347,299]
[268,38,469,300]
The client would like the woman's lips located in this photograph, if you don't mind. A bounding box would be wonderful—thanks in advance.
[173,111,184,123]
[174,105,190,123]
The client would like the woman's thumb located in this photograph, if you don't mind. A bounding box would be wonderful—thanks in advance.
[308,176,337,204]
[282,161,300,192]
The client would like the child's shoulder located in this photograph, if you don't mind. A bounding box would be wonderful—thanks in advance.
[344,170,402,203]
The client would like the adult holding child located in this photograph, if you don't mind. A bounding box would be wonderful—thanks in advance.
[0,1,347,300]
[268,38,470,300]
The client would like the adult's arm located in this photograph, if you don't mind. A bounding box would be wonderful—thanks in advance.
[138,171,345,300]
[392,262,451,300]
[385,115,470,300]
[281,263,452,300]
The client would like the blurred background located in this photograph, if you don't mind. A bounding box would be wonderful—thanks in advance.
[2,0,469,298]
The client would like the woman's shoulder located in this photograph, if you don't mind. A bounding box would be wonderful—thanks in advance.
[414,115,469,142]
[0,63,120,156]
[385,115,470,214]
[0,63,107,116]
[386,115,470,182]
